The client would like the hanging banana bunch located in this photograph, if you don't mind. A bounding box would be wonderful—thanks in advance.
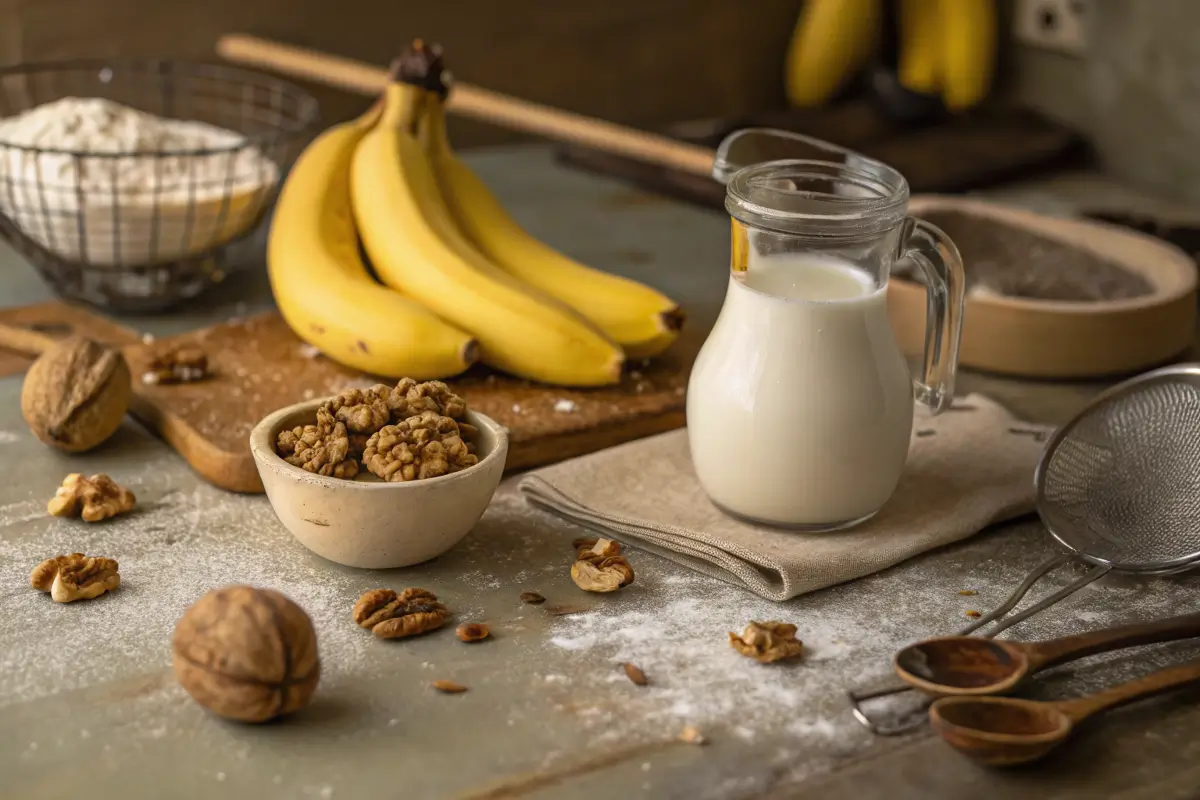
[784,0,997,113]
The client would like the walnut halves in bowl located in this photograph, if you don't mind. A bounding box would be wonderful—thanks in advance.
[273,378,476,483]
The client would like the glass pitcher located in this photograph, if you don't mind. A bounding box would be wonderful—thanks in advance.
[687,129,965,531]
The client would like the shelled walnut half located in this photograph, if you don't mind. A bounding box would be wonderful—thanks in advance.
[276,413,359,479]
[353,588,449,639]
[31,553,121,603]
[729,621,804,664]
[47,473,136,522]
[570,537,635,593]
[362,412,477,482]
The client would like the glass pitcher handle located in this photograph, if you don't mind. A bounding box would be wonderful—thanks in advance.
[900,217,965,415]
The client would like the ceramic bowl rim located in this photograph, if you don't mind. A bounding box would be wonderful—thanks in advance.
[249,396,509,491]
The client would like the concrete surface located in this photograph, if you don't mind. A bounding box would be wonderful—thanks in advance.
[2,147,1200,799]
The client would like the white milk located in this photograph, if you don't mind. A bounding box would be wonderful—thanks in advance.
[686,254,914,528]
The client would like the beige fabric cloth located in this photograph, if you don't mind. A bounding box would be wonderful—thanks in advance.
[520,394,1051,602]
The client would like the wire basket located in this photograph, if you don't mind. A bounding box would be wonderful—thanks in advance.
[0,59,318,312]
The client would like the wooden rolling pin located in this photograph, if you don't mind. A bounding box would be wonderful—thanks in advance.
[216,34,716,178]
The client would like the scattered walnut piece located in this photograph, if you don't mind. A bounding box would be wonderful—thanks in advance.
[729,621,805,664]
[678,726,707,745]
[519,591,546,605]
[276,413,359,479]
[571,537,598,551]
[432,680,467,694]
[143,345,209,385]
[353,588,449,639]
[456,622,490,642]
[622,663,648,686]
[30,553,120,603]
[571,538,635,593]
[362,411,477,482]
[47,473,136,522]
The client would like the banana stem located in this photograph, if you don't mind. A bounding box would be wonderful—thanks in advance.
[420,93,453,157]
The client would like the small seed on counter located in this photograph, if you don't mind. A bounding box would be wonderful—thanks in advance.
[678,726,707,745]
[958,589,978,596]
[519,591,546,605]
[965,610,982,618]
[456,623,490,642]
[622,663,648,686]
[433,680,468,694]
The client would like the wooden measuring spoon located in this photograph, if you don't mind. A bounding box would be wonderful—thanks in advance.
[893,610,1200,697]
[930,658,1200,766]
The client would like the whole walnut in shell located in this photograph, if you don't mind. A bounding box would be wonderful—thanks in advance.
[21,336,131,453]
[172,585,320,723]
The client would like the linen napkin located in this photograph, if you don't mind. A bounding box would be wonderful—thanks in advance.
[519,394,1051,602]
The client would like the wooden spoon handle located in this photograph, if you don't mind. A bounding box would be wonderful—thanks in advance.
[1024,610,1200,670]
[0,322,59,356]
[215,34,717,178]
[1056,659,1200,724]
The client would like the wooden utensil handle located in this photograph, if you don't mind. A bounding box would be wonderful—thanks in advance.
[1025,610,1200,670]
[1057,658,1200,724]
[215,34,717,178]
[0,322,59,356]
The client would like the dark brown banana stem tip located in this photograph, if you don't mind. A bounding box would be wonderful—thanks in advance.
[662,307,687,332]
[389,39,448,93]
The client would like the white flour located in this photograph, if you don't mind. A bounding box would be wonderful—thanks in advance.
[0,97,278,267]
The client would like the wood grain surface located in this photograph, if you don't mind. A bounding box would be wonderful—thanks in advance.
[0,303,688,493]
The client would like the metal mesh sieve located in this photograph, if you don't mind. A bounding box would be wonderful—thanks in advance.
[1037,365,1200,573]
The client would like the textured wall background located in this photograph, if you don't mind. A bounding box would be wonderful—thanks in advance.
[1011,0,1200,203]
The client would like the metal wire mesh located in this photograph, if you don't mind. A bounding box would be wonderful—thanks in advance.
[0,59,318,311]
[1037,365,1200,573]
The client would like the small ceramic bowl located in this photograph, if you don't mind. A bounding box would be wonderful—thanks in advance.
[250,398,509,569]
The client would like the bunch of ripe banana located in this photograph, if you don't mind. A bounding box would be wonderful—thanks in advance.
[267,42,683,387]
[784,0,997,112]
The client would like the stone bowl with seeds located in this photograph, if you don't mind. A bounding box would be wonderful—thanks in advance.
[249,381,508,569]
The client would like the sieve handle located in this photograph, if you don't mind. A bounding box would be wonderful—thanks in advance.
[900,218,965,414]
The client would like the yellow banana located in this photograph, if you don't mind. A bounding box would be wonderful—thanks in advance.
[266,106,478,380]
[784,0,882,107]
[419,92,683,359]
[350,78,624,387]
[898,0,942,95]
[938,0,996,111]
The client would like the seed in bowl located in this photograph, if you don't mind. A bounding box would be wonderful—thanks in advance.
[274,378,478,481]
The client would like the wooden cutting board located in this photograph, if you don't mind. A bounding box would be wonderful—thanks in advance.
[0,303,688,493]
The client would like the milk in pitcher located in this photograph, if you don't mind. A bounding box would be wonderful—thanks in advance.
[687,253,914,528]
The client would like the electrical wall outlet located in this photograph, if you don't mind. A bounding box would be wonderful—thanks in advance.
[1014,0,1090,56]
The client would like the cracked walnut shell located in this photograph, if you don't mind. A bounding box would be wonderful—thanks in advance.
[362,412,477,482]
[729,621,804,664]
[571,539,634,593]
[172,586,320,723]
[21,336,131,454]
[31,553,121,603]
[354,588,448,639]
[47,473,136,522]
[276,416,359,479]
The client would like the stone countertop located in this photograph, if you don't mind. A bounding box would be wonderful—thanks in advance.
[2,147,1199,800]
